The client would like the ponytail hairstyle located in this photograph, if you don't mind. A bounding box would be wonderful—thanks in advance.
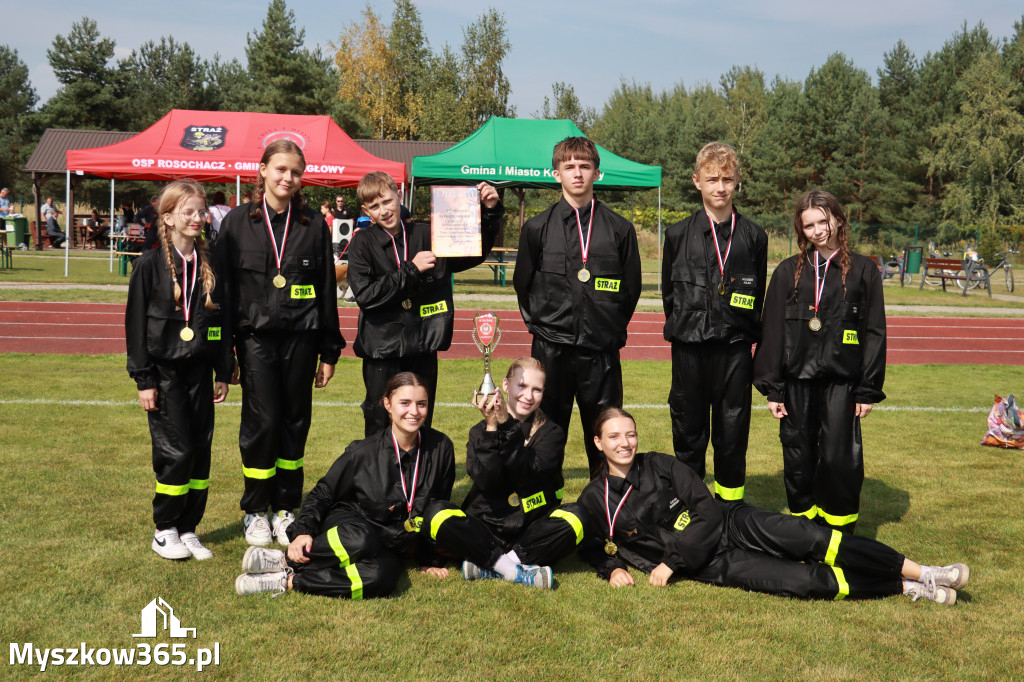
[381,371,427,405]
[791,190,852,299]
[249,139,310,224]
[504,357,547,440]
[157,179,217,310]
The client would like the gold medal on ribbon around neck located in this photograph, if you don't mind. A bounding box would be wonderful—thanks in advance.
[604,539,618,556]
[180,327,195,342]
[809,316,822,332]
[507,493,520,508]
[402,299,412,310]
[404,518,416,533]
[718,281,726,295]
[273,273,286,289]
[578,268,591,283]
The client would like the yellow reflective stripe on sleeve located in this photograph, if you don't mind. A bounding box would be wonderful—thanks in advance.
[819,509,859,528]
[550,509,584,545]
[556,488,564,500]
[154,482,189,496]
[430,509,466,541]
[275,457,304,470]
[345,564,363,600]
[188,479,210,490]
[824,529,842,566]
[790,505,819,520]
[831,566,849,600]
[326,526,351,567]
[242,466,276,480]
[714,482,745,501]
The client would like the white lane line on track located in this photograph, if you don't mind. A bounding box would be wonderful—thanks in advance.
[0,398,992,413]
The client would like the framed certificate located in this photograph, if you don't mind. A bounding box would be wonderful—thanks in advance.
[431,185,482,257]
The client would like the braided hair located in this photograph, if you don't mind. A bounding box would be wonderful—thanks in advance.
[248,139,310,224]
[791,190,852,299]
[157,179,217,310]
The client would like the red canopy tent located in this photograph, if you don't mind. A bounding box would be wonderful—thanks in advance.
[65,109,406,186]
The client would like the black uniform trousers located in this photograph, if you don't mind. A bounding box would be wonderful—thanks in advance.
[424,500,586,569]
[669,341,752,501]
[690,505,903,600]
[288,510,402,600]
[149,360,213,533]
[360,353,438,438]
[236,331,319,514]
[531,337,623,479]
[779,379,862,533]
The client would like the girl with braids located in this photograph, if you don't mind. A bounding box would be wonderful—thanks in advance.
[753,190,886,533]
[126,179,232,561]
[217,140,345,548]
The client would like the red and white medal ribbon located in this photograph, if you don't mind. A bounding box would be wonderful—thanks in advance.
[707,209,736,284]
[392,431,422,517]
[604,476,634,541]
[385,225,408,269]
[174,246,197,326]
[262,195,292,273]
[813,250,838,318]
[574,198,595,270]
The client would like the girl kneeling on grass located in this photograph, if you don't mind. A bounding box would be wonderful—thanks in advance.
[126,179,232,561]
[577,408,968,605]
[235,372,456,599]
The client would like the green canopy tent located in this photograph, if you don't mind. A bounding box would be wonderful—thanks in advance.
[411,117,664,286]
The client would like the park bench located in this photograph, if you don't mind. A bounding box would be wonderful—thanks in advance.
[919,257,991,297]
[482,247,516,287]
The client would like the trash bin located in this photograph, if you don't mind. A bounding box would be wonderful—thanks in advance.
[904,245,923,275]
[4,217,30,248]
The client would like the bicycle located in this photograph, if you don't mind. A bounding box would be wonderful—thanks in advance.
[881,253,912,285]
[977,251,1015,293]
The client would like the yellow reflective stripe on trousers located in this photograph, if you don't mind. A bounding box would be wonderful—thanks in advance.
[346,564,363,600]
[154,482,189,496]
[819,509,858,527]
[824,529,842,566]
[714,482,745,501]
[188,479,209,490]
[275,457,304,470]
[326,526,352,567]
[791,505,818,520]
[242,465,276,480]
[831,566,849,600]
[430,509,466,541]
[550,509,584,545]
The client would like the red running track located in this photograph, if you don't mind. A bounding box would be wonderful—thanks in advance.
[0,300,1022,364]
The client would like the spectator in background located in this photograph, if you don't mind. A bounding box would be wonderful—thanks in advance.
[85,209,109,249]
[320,200,333,222]
[137,195,161,251]
[332,194,352,221]
[0,188,12,216]
[208,191,231,235]
[42,197,66,247]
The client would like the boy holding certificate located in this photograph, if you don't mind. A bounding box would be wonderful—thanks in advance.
[513,136,642,479]
[348,171,502,437]
[661,142,767,502]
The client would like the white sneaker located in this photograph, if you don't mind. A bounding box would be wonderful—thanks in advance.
[179,532,214,560]
[235,570,289,597]
[271,510,295,546]
[243,513,273,546]
[241,545,287,574]
[152,528,191,560]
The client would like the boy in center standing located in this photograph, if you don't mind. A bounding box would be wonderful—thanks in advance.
[662,142,768,502]
[514,136,642,478]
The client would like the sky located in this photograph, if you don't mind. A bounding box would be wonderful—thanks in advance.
[5,0,1022,119]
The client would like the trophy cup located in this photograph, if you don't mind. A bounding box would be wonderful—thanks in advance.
[472,313,501,398]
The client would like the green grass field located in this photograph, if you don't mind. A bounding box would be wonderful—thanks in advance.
[2,355,1022,679]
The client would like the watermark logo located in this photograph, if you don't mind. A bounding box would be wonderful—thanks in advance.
[133,597,195,639]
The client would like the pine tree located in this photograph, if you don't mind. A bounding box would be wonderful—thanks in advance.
[119,38,214,130]
[41,18,126,130]
[0,46,38,196]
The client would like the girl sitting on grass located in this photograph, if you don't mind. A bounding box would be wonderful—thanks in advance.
[577,407,968,605]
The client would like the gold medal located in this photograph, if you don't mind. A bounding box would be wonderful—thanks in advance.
[604,539,618,556]
[273,273,286,288]
[402,299,412,310]
[718,281,726,295]
[507,493,520,508]
[809,316,822,332]
[179,327,194,342]
[578,268,591,283]
[404,518,416,533]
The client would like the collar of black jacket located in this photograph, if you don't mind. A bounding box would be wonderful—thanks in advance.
[555,196,599,223]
